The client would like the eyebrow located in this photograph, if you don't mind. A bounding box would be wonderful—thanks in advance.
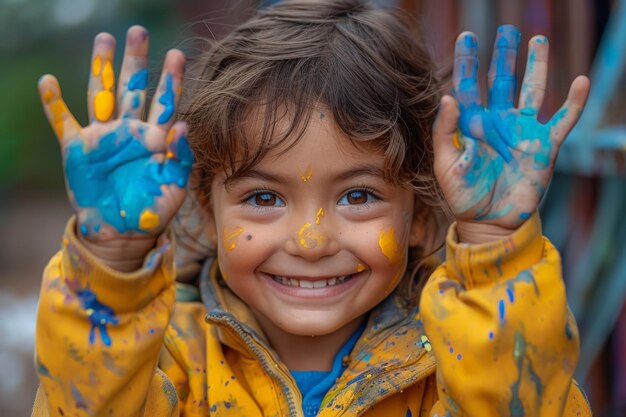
[223,164,385,189]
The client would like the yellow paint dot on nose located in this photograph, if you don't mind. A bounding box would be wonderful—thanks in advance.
[102,60,115,90]
[297,223,326,249]
[379,227,401,265]
[315,208,324,225]
[139,209,160,230]
[92,56,102,77]
[94,90,114,121]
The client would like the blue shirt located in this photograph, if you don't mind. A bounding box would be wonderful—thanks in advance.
[290,322,366,417]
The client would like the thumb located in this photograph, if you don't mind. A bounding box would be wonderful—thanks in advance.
[433,95,462,160]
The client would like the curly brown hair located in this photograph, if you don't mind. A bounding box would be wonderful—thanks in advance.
[179,0,449,303]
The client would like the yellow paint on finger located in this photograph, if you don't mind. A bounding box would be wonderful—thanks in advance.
[102,60,115,90]
[315,208,324,225]
[452,130,464,150]
[44,89,66,139]
[92,56,102,77]
[379,227,401,265]
[222,227,244,251]
[297,223,327,249]
[139,209,160,230]
[94,90,114,121]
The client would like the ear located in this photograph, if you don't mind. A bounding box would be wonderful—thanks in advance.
[408,196,427,248]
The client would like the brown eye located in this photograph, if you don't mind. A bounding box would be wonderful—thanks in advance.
[251,192,284,207]
[338,190,373,205]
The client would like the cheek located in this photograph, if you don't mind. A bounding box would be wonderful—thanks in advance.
[216,224,271,279]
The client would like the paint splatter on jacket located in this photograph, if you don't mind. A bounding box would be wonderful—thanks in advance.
[32,214,591,416]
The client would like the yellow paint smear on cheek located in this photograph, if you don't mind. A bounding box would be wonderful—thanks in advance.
[92,56,102,77]
[222,227,244,251]
[356,263,367,273]
[315,208,324,225]
[297,223,326,249]
[379,227,401,265]
[139,209,160,230]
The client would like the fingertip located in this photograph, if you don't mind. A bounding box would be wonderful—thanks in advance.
[38,75,60,101]
[530,35,549,45]
[94,32,116,46]
[569,75,591,104]
[166,49,187,66]
[126,25,149,47]
[455,32,478,53]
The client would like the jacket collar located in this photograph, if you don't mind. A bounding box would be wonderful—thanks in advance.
[198,257,436,414]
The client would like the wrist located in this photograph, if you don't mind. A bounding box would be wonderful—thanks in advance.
[77,229,157,272]
[455,219,522,244]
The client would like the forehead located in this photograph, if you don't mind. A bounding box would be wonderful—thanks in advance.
[244,105,385,175]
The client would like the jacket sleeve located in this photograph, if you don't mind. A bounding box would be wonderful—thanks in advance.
[33,217,179,417]
[420,213,591,417]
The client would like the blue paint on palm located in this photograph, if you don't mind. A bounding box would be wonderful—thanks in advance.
[65,123,193,233]
[127,68,148,91]
[76,287,118,347]
[453,25,564,216]
[158,73,175,124]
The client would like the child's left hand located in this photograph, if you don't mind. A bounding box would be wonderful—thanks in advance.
[433,25,589,243]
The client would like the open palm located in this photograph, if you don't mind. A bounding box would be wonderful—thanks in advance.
[38,26,192,242]
[434,25,589,230]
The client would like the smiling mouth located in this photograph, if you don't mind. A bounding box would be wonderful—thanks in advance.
[270,274,355,288]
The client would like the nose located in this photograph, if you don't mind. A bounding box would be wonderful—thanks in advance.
[284,210,340,260]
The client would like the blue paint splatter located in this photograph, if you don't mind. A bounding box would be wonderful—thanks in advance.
[80,225,88,236]
[519,212,530,220]
[507,287,515,303]
[406,408,413,417]
[457,354,462,360]
[76,287,118,346]
[37,359,51,377]
[488,331,494,340]
[157,73,175,124]
[65,123,193,233]
[132,93,141,110]
[127,68,148,91]
[499,299,506,322]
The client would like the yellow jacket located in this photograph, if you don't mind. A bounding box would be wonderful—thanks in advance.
[32,214,591,416]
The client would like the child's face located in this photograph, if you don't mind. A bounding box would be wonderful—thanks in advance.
[209,110,423,338]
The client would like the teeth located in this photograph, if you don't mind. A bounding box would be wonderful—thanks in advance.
[272,274,352,288]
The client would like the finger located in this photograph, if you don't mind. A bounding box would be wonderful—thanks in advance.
[518,35,549,114]
[88,33,117,123]
[117,26,149,119]
[452,32,482,109]
[433,95,462,157]
[487,25,521,109]
[161,122,194,189]
[548,75,590,146]
[38,74,81,143]
[147,49,186,132]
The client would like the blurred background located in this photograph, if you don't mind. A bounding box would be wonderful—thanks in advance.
[0,0,624,415]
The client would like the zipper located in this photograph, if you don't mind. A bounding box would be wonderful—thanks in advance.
[207,312,303,417]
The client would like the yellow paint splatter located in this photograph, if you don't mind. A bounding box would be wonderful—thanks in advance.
[44,89,66,139]
[421,335,432,352]
[315,208,324,225]
[94,90,114,121]
[221,271,229,280]
[102,60,115,90]
[297,223,327,249]
[92,56,102,77]
[452,130,464,150]
[120,210,126,218]
[379,227,401,265]
[298,164,313,182]
[222,227,244,251]
[356,263,366,273]
[139,209,160,230]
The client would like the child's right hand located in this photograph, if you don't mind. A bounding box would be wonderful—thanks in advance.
[38,26,193,271]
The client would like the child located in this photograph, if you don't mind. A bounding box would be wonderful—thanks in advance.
[33,1,592,416]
